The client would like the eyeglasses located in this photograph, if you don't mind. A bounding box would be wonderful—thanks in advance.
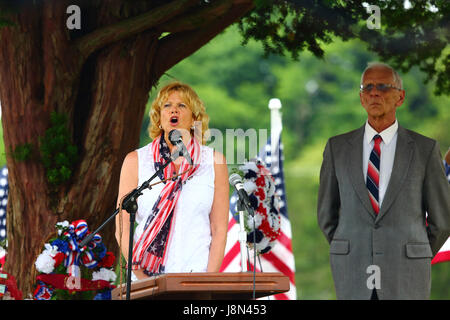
[360,83,402,93]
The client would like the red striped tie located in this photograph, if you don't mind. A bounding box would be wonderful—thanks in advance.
[367,135,382,214]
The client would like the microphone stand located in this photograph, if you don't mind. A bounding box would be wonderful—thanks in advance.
[79,155,176,300]
[237,198,248,272]
[236,195,257,300]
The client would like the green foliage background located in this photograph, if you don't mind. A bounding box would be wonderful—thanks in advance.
[0,25,448,299]
[140,25,449,299]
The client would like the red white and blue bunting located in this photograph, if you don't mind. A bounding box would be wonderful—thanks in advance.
[33,219,116,300]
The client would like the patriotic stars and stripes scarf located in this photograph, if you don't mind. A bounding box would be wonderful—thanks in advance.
[131,134,201,275]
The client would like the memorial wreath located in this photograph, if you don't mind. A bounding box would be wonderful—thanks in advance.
[33,219,116,300]
[234,159,281,254]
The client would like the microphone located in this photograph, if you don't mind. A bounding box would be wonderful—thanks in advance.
[168,129,193,165]
[229,173,254,216]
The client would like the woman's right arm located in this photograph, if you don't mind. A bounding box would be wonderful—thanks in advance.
[115,151,138,262]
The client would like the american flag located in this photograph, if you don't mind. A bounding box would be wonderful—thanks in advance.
[431,160,450,265]
[220,136,297,300]
[432,239,450,264]
[0,165,8,268]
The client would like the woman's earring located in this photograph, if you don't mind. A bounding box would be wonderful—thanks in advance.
[159,125,162,129]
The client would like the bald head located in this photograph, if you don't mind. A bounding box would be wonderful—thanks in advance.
[361,62,403,90]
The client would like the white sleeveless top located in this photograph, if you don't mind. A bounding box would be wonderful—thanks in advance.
[134,143,215,273]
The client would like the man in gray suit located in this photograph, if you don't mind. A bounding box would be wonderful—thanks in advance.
[317,62,450,300]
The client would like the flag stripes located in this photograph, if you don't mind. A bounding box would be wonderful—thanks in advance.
[0,166,7,243]
[246,256,295,300]
[432,237,450,264]
[220,135,297,300]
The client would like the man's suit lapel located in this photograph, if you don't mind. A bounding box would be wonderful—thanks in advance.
[346,125,377,219]
[375,125,414,223]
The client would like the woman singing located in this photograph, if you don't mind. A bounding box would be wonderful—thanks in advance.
[115,81,229,279]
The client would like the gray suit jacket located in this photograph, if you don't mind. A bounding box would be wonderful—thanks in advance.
[317,124,450,300]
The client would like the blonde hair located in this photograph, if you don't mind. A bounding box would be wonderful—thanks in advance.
[148,81,210,145]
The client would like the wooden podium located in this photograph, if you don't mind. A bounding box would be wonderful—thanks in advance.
[112,272,290,300]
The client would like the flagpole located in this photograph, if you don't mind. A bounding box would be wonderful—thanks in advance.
[269,98,282,171]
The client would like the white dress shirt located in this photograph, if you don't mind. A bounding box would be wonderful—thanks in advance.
[363,120,398,207]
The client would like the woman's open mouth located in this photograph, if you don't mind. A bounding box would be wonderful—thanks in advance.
[170,116,179,125]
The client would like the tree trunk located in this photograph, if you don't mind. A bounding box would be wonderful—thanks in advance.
[0,0,254,296]
[0,5,157,296]
[0,4,50,297]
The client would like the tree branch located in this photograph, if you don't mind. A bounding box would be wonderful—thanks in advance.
[152,0,255,80]
[74,0,199,61]
[158,0,234,33]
